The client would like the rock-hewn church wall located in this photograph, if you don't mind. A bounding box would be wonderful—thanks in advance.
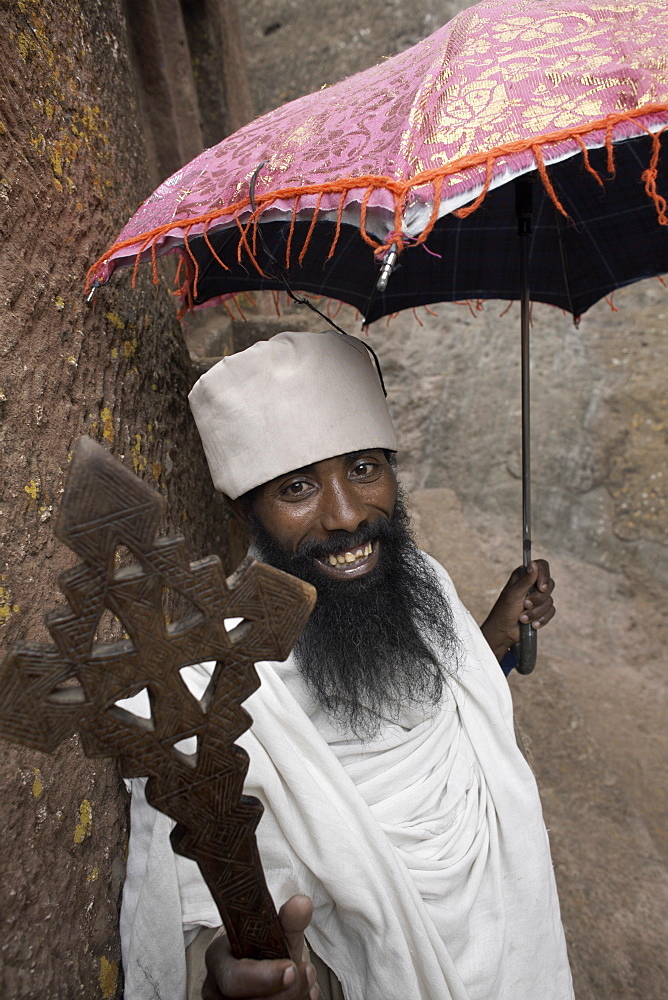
[0,2,249,995]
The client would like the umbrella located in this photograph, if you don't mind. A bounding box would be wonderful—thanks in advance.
[89,0,668,671]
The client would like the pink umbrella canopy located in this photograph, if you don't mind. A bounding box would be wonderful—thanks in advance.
[90,0,668,304]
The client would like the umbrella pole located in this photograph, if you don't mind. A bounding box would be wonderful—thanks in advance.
[514,176,538,675]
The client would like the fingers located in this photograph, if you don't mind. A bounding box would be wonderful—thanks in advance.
[508,561,554,630]
[519,600,555,629]
[531,558,553,593]
[482,558,556,656]
[519,565,555,629]
[202,932,318,1000]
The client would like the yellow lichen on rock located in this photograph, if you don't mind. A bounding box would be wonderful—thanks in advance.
[0,585,19,624]
[131,433,147,474]
[98,956,118,999]
[106,311,125,330]
[73,798,92,844]
[100,407,114,443]
[32,768,44,798]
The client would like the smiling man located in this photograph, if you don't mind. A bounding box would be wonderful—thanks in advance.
[121,331,572,1000]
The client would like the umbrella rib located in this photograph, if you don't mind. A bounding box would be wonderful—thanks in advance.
[554,204,576,320]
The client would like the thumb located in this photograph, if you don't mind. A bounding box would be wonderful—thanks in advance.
[523,560,539,589]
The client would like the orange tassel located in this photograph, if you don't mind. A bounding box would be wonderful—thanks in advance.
[532,145,569,218]
[574,136,604,187]
[453,158,494,219]
[641,129,668,225]
[299,192,323,265]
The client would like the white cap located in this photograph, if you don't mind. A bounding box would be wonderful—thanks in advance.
[188,330,397,499]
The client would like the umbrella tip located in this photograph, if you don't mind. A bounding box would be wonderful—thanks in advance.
[376,242,398,292]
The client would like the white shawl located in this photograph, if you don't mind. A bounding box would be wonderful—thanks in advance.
[121,556,572,1000]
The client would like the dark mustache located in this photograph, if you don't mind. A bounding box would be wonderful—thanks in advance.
[296,518,392,560]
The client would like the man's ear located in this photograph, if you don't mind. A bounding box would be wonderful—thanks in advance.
[224,494,250,526]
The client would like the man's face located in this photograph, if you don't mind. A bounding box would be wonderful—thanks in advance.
[248,449,398,576]
[243,449,457,737]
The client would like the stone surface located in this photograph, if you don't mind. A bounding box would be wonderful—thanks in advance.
[0,2,246,996]
[411,487,668,1000]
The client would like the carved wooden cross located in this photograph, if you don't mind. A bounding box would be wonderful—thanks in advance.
[0,437,315,960]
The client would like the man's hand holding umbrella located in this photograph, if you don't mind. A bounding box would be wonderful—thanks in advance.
[481,560,556,663]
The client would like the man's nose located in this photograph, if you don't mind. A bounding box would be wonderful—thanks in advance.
[319,480,368,535]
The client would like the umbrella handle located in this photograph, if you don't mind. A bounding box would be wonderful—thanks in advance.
[514,621,537,675]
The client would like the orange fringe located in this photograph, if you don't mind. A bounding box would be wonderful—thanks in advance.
[641,128,668,225]
[285,196,300,267]
[327,191,347,261]
[498,300,514,318]
[359,187,381,250]
[131,237,153,288]
[453,158,493,219]
[202,224,231,273]
[328,298,344,319]
[182,228,200,300]
[454,299,478,318]
[220,298,236,321]
[87,102,668,294]
[150,243,159,284]
[236,214,264,276]
[234,295,248,322]
[532,144,568,218]
[605,123,616,175]
[299,192,323,265]
[574,135,604,187]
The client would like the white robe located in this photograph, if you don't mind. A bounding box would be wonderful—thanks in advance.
[120,556,573,1000]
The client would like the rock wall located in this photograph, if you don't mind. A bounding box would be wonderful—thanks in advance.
[0,2,248,996]
[362,282,668,591]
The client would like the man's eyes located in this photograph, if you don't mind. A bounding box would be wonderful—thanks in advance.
[351,461,379,478]
[281,479,311,497]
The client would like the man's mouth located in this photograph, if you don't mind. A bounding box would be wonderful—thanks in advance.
[314,540,379,579]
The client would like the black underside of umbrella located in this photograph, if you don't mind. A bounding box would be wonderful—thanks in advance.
[190,133,668,324]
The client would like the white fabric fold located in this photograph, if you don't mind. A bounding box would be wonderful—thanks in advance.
[121,556,572,1000]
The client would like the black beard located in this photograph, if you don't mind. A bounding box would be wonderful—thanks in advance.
[248,491,459,739]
